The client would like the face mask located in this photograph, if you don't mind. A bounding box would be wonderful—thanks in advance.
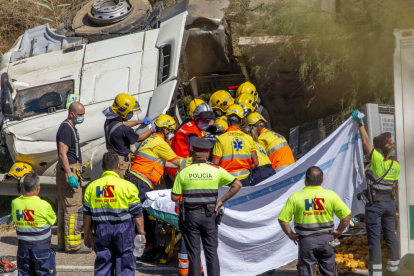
[124,113,133,121]
[74,115,84,124]
[167,133,174,141]
[197,121,209,131]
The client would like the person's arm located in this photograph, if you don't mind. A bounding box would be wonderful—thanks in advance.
[251,152,259,170]
[123,120,143,128]
[165,158,180,169]
[83,214,93,248]
[278,220,299,245]
[46,204,57,226]
[332,214,352,239]
[136,128,154,142]
[133,216,146,249]
[171,172,183,201]
[359,124,373,154]
[212,157,221,166]
[58,142,73,177]
[215,179,242,211]
[171,193,181,201]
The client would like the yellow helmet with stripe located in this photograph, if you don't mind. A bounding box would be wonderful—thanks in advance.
[209,90,235,112]
[246,112,267,126]
[8,162,34,180]
[236,93,258,117]
[154,114,176,130]
[213,116,228,132]
[236,81,258,101]
[226,104,245,119]
[111,93,141,118]
[188,98,205,117]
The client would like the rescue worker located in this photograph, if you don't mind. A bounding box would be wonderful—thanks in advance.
[353,110,401,276]
[12,173,57,276]
[128,114,181,250]
[204,116,228,162]
[104,93,154,178]
[241,125,275,186]
[209,90,235,117]
[246,112,295,173]
[278,166,352,276]
[56,102,90,253]
[178,98,205,129]
[235,93,258,118]
[171,138,243,276]
[212,104,259,186]
[236,81,271,127]
[83,152,145,276]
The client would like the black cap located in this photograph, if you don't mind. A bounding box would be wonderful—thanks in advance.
[198,111,215,120]
[373,132,392,148]
[191,137,213,152]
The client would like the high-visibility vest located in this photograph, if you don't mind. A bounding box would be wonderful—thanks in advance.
[367,149,400,191]
[278,186,351,236]
[258,128,295,172]
[212,126,256,180]
[11,196,56,249]
[83,171,142,223]
[131,133,179,187]
[166,120,205,176]
[255,142,272,167]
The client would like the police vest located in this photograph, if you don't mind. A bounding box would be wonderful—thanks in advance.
[171,162,236,210]
[11,196,56,249]
[367,149,400,191]
[278,186,351,236]
[255,142,272,167]
[83,171,142,224]
[258,128,295,172]
[212,126,255,180]
[179,157,193,170]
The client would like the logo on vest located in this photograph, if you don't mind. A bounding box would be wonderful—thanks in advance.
[259,147,266,155]
[95,185,117,203]
[232,138,243,151]
[303,198,327,216]
[16,209,38,226]
[189,173,213,180]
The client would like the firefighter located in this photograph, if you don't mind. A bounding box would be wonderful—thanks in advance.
[236,81,271,127]
[209,90,235,117]
[204,116,228,162]
[278,166,352,276]
[55,102,90,253]
[171,138,243,276]
[12,173,57,276]
[235,93,258,118]
[83,152,145,276]
[246,112,295,173]
[212,104,259,187]
[104,93,154,178]
[178,98,206,129]
[241,125,275,186]
[353,110,401,276]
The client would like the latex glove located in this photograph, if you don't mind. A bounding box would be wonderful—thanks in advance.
[68,175,79,189]
[152,125,157,132]
[141,117,152,125]
[352,109,364,124]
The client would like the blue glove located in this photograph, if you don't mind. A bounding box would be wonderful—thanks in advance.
[352,109,363,124]
[68,175,79,189]
[152,125,157,132]
[141,117,152,125]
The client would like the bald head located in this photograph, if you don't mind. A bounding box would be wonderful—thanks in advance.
[69,102,84,114]
[305,166,323,186]
[68,102,85,124]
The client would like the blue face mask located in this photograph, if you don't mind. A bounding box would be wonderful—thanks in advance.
[125,113,133,121]
[74,115,84,124]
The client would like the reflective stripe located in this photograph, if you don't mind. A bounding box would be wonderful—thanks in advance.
[136,152,165,166]
[183,189,218,195]
[371,272,382,276]
[179,262,189,269]
[18,231,51,241]
[230,170,249,177]
[130,169,154,189]
[16,224,50,233]
[70,214,75,236]
[88,206,138,214]
[129,202,142,212]
[185,197,217,203]
[370,264,382,269]
[180,158,187,170]
[275,165,290,173]
[221,154,251,161]
[294,221,334,229]
[387,260,399,266]
[178,253,188,260]
[93,213,133,222]
[266,142,288,156]
[387,265,398,272]
[295,228,333,236]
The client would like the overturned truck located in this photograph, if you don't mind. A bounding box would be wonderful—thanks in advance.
[0,0,237,196]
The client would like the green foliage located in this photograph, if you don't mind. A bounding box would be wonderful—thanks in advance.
[250,0,414,109]
[35,0,70,24]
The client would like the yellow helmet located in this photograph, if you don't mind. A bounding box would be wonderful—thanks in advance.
[246,112,267,126]
[213,116,228,132]
[8,162,34,180]
[236,81,258,101]
[154,114,176,130]
[209,90,235,112]
[188,99,205,117]
[226,104,245,119]
[236,93,258,116]
[111,93,142,119]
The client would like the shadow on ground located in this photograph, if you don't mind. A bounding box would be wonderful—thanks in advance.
[0,236,18,246]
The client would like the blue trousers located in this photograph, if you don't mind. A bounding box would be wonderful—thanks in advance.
[94,220,136,276]
[250,166,275,186]
[17,248,56,276]
[365,198,400,275]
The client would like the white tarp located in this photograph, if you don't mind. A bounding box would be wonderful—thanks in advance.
[144,118,366,275]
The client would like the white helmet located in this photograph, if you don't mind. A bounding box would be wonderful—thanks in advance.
[193,103,212,116]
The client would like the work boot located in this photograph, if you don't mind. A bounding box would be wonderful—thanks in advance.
[68,246,92,254]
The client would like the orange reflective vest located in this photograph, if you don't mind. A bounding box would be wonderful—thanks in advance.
[166,120,204,176]
[258,128,295,172]
[212,126,256,180]
[131,133,179,186]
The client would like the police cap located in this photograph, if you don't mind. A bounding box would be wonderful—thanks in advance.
[191,137,213,152]
[373,132,392,148]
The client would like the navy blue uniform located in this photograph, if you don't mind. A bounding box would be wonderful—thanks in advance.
[56,120,82,164]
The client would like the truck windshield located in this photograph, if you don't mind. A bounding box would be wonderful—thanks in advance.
[14,80,74,118]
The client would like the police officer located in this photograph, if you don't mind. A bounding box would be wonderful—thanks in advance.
[56,102,90,253]
[209,90,235,117]
[83,152,145,276]
[278,166,352,276]
[212,104,258,187]
[171,138,243,276]
[104,93,154,178]
[12,173,57,276]
[246,112,295,173]
[353,110,401,276]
